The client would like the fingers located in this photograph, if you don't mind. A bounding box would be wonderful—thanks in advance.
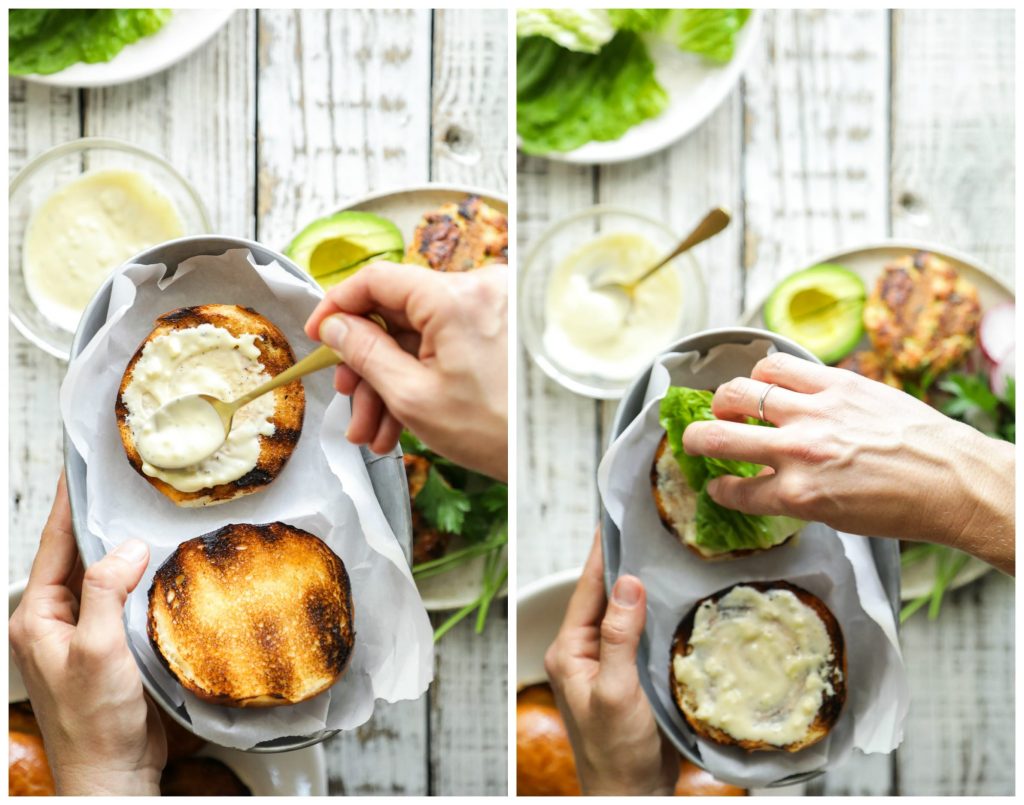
[346,380,385,445]
[370,411,404,456]
[304,261,434,340]
[751,352,836,394]
[559,530,607,633]
[683,419,781,467]
[595,575,646,690]
[712,377,808,424]
[25,474,78,595]
[74,540,150,656]
[318,312,430,418]
[706,473,783,516]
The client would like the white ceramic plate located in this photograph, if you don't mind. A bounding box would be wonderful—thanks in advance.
[516,570,805,795]
[16,10,235,88]
[742,239,1014,600]
[291,184,509,612]
[8,580,328,795]
[529,11,761,165]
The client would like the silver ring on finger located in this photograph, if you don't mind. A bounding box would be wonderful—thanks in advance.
[757,383,777,422]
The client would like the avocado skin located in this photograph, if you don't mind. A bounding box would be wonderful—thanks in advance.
[285,211,404,289]
[764,263,866,364]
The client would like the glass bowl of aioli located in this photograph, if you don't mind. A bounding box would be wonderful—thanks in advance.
[520,206,707,398]
[9,137,211,360]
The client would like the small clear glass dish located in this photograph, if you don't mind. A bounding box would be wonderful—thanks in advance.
[9,137,211,360]
[519,206,707,399]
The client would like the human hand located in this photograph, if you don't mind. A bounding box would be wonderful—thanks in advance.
[544,531,678,796]
[305,261,508,481]
[682,352,1015,574]
[9,475,166,796]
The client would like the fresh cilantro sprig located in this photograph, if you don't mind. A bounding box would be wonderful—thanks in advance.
[401,430,508,640]
[900,369,1015,622]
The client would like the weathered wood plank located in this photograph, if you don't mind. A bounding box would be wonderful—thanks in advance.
[257,7,432,250]
[257,8,434,794]
[427,9,509,794]
[8,80,81,582]
[430,8,508,189]
[83,10,256,240]
[516,153,599,587]
[739,9,894,795]
[889,9,1015,796]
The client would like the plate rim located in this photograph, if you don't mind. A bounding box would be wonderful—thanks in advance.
[15,10,236,89]
[740,237,1014,600]
[527,9,763,165]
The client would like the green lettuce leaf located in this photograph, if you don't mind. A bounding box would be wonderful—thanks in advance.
[665,9,751,64]
[607,9,670,32]
[516,8,615,53]
[658,386,804,554]
[517,31,668,154]
[10,9,172,76]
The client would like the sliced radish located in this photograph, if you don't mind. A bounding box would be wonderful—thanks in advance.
[979,302,1016,364]
[990,346,1015,399]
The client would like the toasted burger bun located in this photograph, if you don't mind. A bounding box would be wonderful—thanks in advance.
[148,522,355,708]
[8,730,55,797]
[116,304,304,507]
[516,683,745,796]
[650,434,796,560]
[670,581,846,753]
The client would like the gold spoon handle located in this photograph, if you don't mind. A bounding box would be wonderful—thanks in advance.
[628,207,731,292]
[227,313,388,414]
[229,345,342,412]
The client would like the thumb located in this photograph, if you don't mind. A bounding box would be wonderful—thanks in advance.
[596,575,647,688]
[74,540,149,656]
[319,314,428,414]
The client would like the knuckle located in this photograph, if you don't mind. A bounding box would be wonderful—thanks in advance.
[756,352,791,377]
[701,422,729,455]
[345,330,380,376]
[778,473,819,515]
[543,643,563,679]
[599,615,630,647]
[82,561,120,593]
[716,379,748,410]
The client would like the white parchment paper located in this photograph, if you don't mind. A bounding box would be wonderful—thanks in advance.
[597,341,909,787]
[60,249,434,749]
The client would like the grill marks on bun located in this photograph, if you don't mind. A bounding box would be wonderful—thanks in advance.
[147,522,354,708]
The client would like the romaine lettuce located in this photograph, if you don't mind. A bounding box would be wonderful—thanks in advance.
[517,31,668,154]
[665,9,752,64]
[10,9,172,76]
[515,9,615,54]
[659,386,804,554]
[607,9,671,32]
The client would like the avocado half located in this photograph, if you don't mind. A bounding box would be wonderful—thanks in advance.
[284,211,404,290]
[763,264,866,364]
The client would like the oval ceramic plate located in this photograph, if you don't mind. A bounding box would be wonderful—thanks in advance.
[530,11,761,165]
[290,184,509,612]
[8,581,328,795]
[16,10,235,88]
[742,239,1014,600]
[516,570,805,796]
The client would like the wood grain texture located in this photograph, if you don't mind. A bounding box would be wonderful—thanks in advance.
[426,8,509,795]
[889,9,1015,796]
[257,8,432,249]
[8,79,80,583]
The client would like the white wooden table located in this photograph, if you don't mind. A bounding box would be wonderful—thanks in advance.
[518,9,1014,796]
[9,9,507,796]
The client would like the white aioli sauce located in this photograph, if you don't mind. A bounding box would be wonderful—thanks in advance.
[674,586,837,747]
[135,395,228,470]
[24,169,184,332]
[543,232,683,381]
[122,324,276,493]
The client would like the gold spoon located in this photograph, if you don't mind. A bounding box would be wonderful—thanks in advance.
[591,207,731,303]
[138,314,385,470]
